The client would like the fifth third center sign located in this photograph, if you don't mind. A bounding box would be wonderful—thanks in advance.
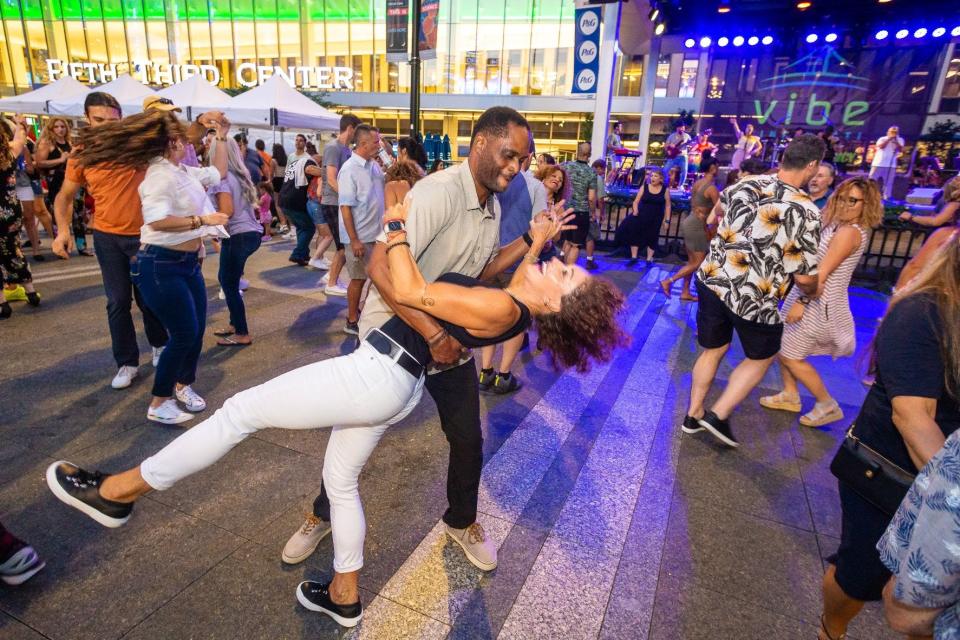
[572,7,601,94]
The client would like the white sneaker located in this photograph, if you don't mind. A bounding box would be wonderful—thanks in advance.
[282,231,296,240]
[147,399,193,425]
[324,283,348,297]
[445,522,497,571]
[239,278,250,291]
[151,346,164,367]
[282,514,332,564]
[175,385,207,412]
[319,273,329,285]
[217,288,244,300]
[308,257,331,270]
[111,365,139,389]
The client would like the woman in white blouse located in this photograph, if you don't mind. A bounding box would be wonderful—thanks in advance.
[74,110,230,424]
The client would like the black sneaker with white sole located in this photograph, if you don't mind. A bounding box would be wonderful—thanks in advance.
[46,461,134,528]
[681,415,704,434]
[296,581,363,627]
[697,411,740,448]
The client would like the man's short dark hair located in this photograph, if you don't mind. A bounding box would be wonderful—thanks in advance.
[740,158,771,175]
[592,159,606,169]
[781,134,826,170]
[352,124,377,145]
[84,91,121,116]
[470,106,529,147]
[255,139,265,151]
[340,113,362,133]
[233,133,248,145]
[295,133,307,142]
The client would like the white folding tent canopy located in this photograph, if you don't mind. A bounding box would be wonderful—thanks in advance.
[48,74,155,117]
[0,76,90,115]
[210,75,340,131]
[155,74,231,120]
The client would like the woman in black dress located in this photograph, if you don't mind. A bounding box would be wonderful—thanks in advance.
[622,167,670,266]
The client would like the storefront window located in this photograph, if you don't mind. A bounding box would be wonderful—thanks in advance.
[616,55,643,97]
[941,56,960,113]
[654,54,670,98]
[679,57,699,98]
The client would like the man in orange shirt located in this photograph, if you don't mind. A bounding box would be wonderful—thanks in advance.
[52,92,169,390]
[255,139,272,180]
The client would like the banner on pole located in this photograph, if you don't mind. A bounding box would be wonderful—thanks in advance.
[386,0,409,62]
[418,0,440,61]
[571,7,601,94]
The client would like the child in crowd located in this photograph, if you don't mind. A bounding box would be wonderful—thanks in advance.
[258,182,274,241]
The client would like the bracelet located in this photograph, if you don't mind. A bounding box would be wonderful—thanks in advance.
[191,216,202,230]
[385,241,410,255]
[522,231,534,247]
[427,328,448,347]
[522,253,538,264]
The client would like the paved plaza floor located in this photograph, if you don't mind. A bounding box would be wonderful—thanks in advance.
[1,238,898,639]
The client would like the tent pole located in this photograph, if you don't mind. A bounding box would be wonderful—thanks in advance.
[409,0,422,140]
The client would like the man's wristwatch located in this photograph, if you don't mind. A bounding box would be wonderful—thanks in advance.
[384,219,405,235]
[798,295,811,305]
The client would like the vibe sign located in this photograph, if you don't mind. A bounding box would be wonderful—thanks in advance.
[46,59,355,90]
[753,92,870,127]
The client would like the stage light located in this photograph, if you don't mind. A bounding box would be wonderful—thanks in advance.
[796,1,812,9]
[685,38,696,48]
[733,35,745,46]
[806,33,818,43]
[654,22,666,36]
[718,36,730,46]
[952,26,960,37]
[932,27,946,37]
[700,36,712,47]
[825,33,837,43]
[875,29,888,40]
[914,28,927,38]
[895,29,909,39]
[648,7,660,21]
[761,35,773,45]
[718,0,731,13]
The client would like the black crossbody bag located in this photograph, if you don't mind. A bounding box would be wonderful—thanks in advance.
[829,425,916,517]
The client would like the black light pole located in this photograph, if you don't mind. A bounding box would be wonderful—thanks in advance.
[409,0,422,140]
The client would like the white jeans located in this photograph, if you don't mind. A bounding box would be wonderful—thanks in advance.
[869,165,897,199]
[140,338,425,573]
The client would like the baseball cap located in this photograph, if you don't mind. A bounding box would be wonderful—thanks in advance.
[143,95,181,113]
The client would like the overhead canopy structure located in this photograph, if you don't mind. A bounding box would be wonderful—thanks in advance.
[48,74,155,117]
[156,74,231,120]
[210,75,340,131]
[0,76,90,115]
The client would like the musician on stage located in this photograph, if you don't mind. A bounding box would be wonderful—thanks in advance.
[689,130,717,173]
[663,123,693,187]
[729,118,762,170]
[605,122,625,183]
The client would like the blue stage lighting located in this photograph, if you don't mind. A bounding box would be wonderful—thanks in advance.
[684,38,696,48]
[733,35,745,46]
[748,36,759,45]
[718,36,730,47]
[825,33,837,43]
[875,29,889,40]
[761,35,773,45]
[700,36,712,47]
[914,28,927,38]
[932,27,946,37]
[895,29,909,39]
[806,33,818,43]
[952,26,960,37]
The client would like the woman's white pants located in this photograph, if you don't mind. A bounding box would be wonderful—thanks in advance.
[140,339,424,573]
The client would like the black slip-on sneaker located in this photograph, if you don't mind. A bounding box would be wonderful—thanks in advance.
[697,411,740,448]
[681,415,704,434]
[296,581,363,627]
[46,461,134,528]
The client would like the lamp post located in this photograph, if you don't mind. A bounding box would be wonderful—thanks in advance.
[409,0,422,140]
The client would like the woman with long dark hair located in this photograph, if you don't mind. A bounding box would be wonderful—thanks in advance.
[271,142,290,233]
[73,110,230,424]
[0,115,41,317]
[816,233,960,640]
[47,204,627,628]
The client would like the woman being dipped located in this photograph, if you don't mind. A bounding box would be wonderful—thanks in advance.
[71,110,230,424]
[46,204,626,628]
[660,158,719,301]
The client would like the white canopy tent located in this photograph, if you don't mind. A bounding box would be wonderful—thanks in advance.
[48,74,155,117]
[207,75,340,131]
[155,74,231,120]
[0,76,90,115]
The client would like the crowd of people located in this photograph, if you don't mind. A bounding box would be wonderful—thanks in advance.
[1,99,959,639]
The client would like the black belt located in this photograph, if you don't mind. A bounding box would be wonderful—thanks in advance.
[364,329,423,379]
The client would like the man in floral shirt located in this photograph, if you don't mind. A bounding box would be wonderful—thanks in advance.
[682,134,825,447]
[879,430,960,639]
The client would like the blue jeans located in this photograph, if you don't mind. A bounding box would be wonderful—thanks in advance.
[284,208,315,261]
[664,156,688,188]
[218,231,261,335]
[132,245,207,398]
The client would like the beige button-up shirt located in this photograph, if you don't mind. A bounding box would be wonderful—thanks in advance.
[359,159,501,339]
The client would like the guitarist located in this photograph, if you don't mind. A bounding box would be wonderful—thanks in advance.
[663,123,693,188]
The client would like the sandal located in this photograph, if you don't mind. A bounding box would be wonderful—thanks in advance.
[819,615,846,640]
[213,327,235,337]
[217,336,251,347]
[759,391,802,413]
[800,401,844,427]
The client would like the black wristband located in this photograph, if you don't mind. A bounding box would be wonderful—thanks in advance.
[522,232,534,247]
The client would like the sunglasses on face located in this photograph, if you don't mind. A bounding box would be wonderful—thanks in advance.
[838,196,864,206]
[155,97,175,106]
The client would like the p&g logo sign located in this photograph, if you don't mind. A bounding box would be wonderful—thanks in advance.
[579,10,599,36]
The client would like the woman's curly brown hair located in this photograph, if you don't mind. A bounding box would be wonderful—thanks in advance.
[535,277,629,372]
[74,110,186,169]
[386,159,423,188]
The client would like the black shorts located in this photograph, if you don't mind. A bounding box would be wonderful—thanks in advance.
[561,210,590,248]
[695,279,783,360]
[827,482,893,601]
[321,205,343,251]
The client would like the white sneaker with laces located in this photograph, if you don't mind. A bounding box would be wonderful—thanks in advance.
[111,365,139,389]
[308,257,331,270]
[239,278,250,291]
[147,399,193,425]
[151,346,164,367]
[282,514,332,564]
[175,385,207,412]
[282,230,296,240]
[445,522,497,571]
[324,283,348,297]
